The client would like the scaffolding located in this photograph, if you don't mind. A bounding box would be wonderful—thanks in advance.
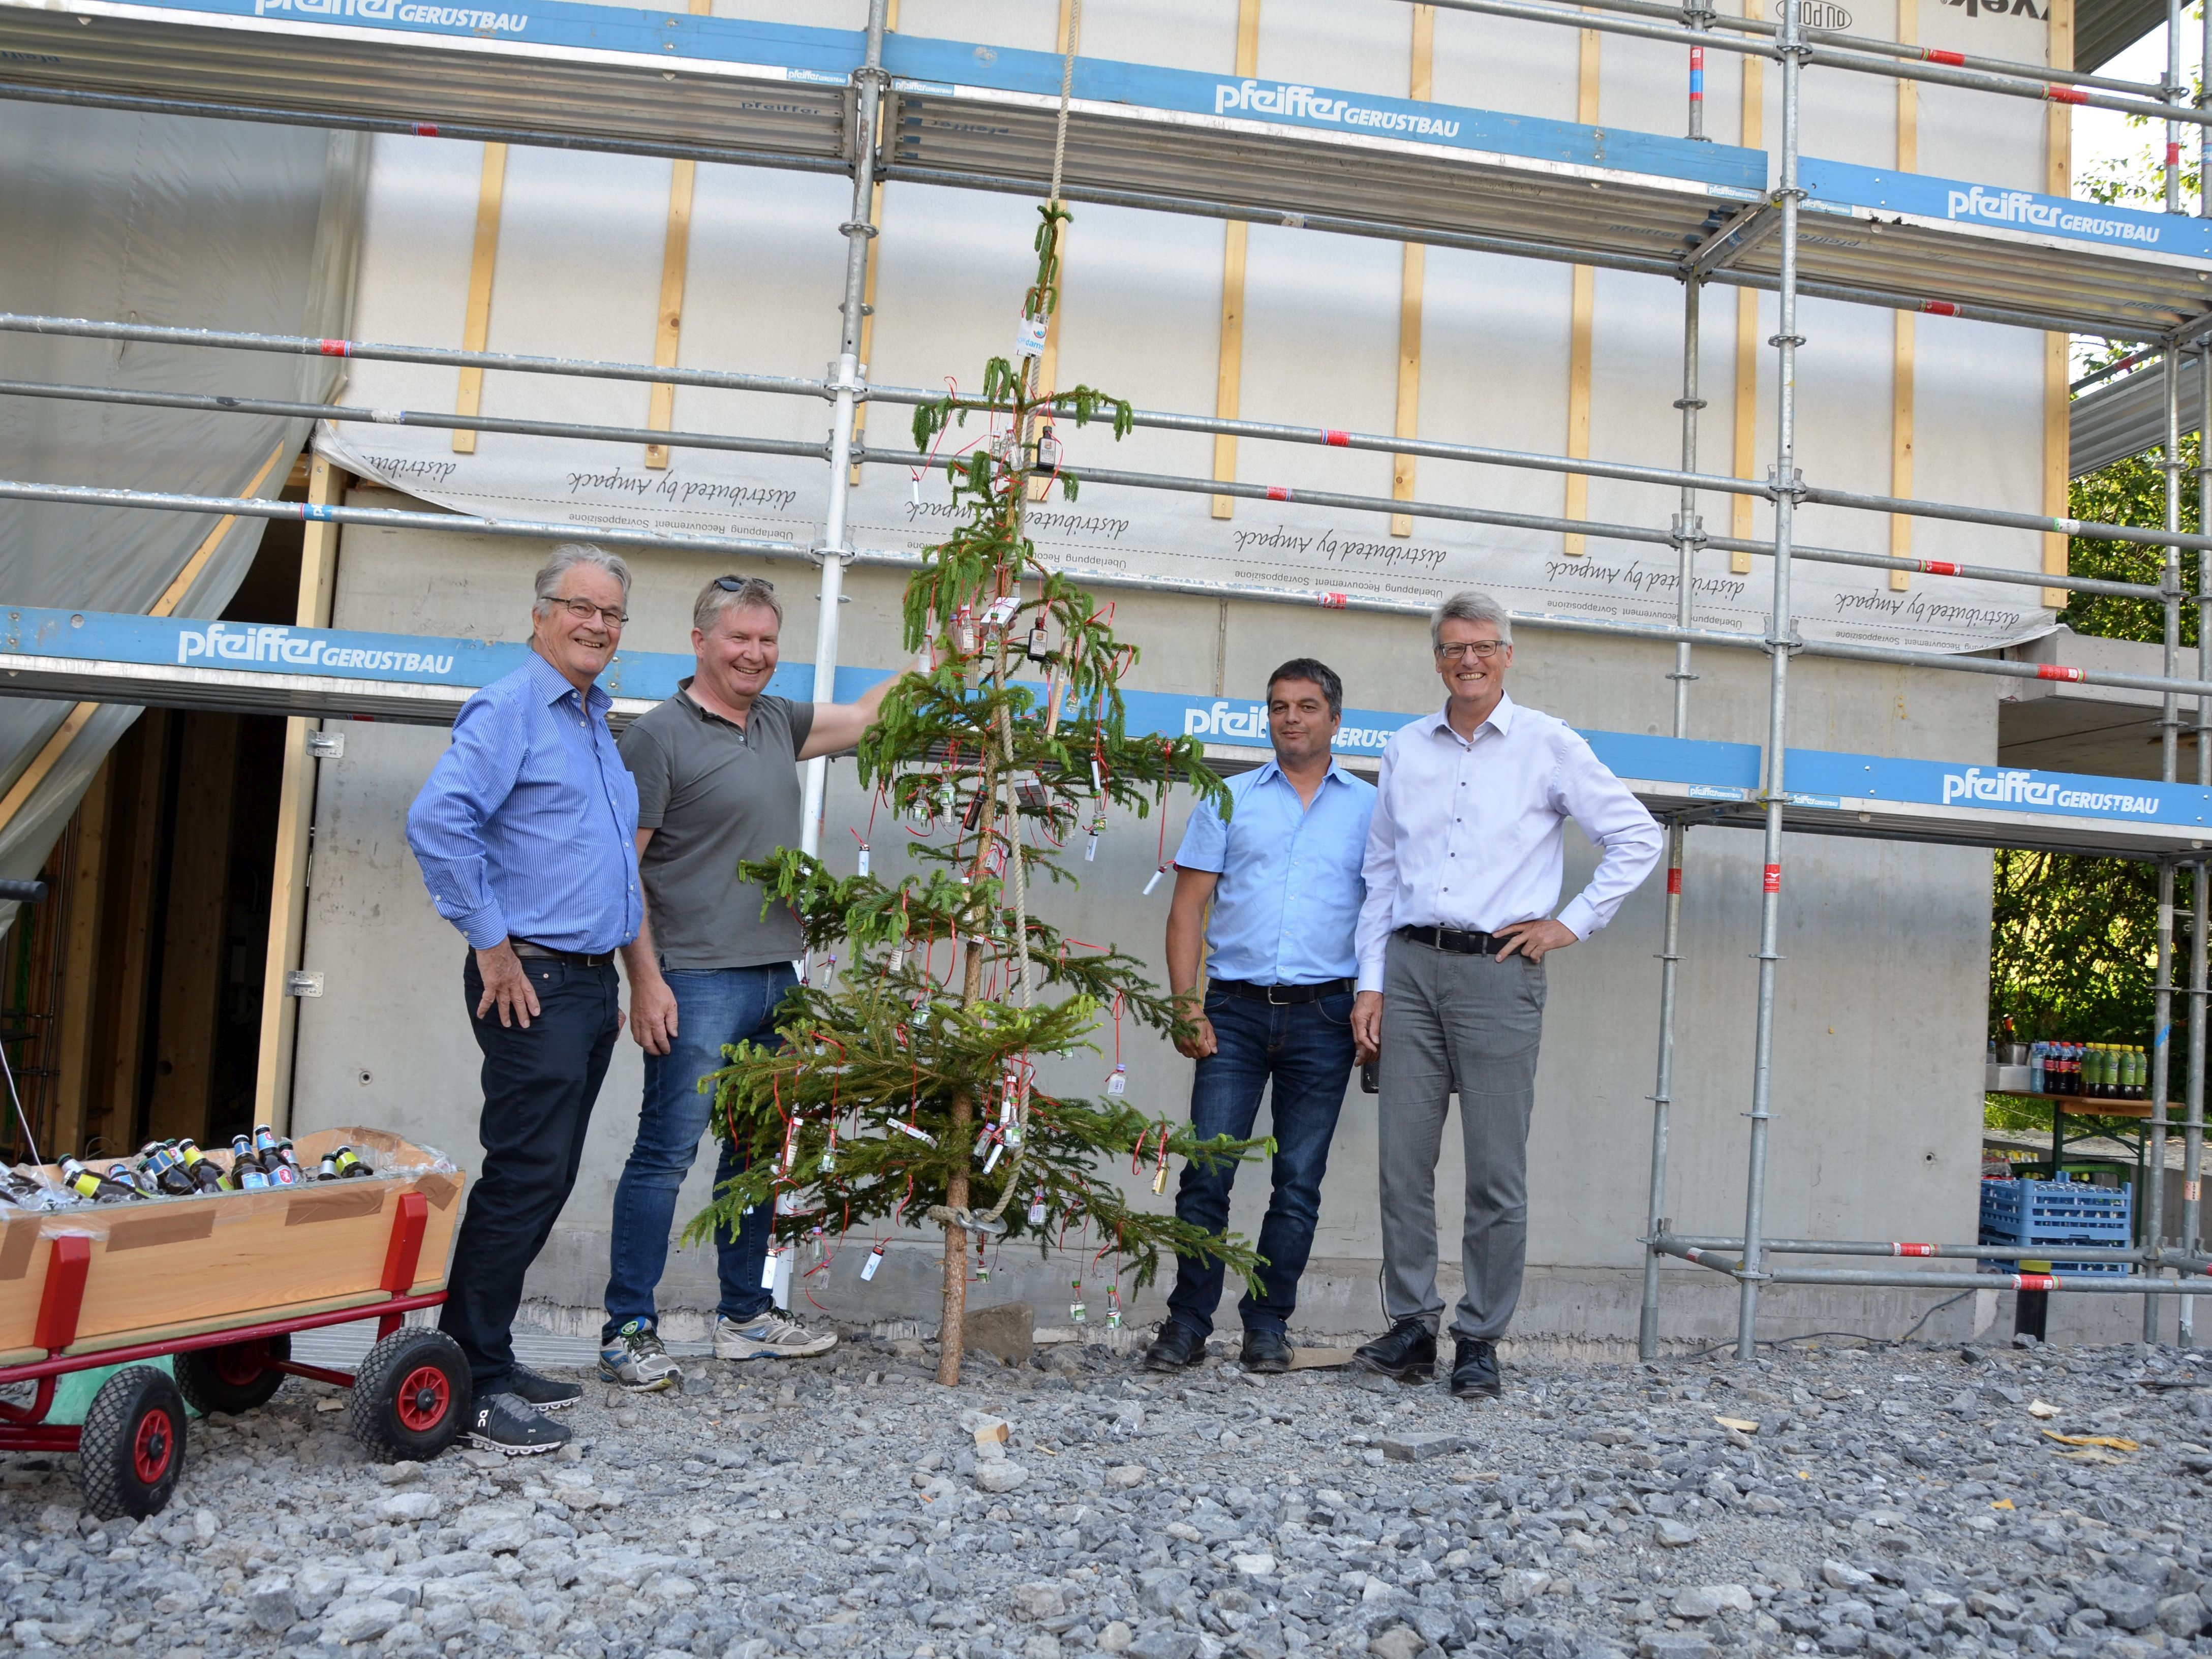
[7,0,2212,1346]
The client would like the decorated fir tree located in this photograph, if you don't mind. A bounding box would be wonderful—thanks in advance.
[689,203,1265,1386]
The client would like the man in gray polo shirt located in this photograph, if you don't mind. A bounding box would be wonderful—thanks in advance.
[599,575,890,1390]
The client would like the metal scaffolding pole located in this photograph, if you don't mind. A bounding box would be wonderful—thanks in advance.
[799,0,888,860]
[2148,857,2176,1342]
[1639,274,1705,1360]
[1735,0,1808,1363]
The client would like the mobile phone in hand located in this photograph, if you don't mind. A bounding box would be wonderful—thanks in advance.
[1360,1061,1379,1094]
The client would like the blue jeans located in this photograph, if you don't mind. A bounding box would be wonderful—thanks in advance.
[601,963,796,1344]
[1164,986,1356,1338]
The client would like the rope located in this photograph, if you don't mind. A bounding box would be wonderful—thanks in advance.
[1050,0,1081,209]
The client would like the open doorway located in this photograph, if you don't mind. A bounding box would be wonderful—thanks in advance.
[0,514,303,1164]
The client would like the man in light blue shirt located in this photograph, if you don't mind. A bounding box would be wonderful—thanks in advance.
[1143,658,1376,1376]
[407,543,642,1455]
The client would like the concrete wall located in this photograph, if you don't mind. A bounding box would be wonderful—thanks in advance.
[289,488,2008,1354]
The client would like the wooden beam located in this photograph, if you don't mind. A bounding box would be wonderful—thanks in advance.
[643,161,697,470]
[1562,22,1600,557]
[1730,0,1763,572]
[1212,0,1262,519]
[2042,0,2074,609]
[1890,0,1916,592]
[253,454,346,1135]
[49,760,112,1159]
[147,714,238,1145]
[1392,6,1434,539]
[452,141,508,455]
[102,712,170,1148]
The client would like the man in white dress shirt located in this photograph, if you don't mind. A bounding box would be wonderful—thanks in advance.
[1348,590,1662,1399]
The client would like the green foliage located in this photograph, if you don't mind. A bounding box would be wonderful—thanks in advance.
[688,202,1264,1311]
[2057,431,2201,645]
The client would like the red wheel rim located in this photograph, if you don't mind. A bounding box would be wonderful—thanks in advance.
[133,1409,174,1484]
[395,1365,450,1432]
[213,1341,265,1387]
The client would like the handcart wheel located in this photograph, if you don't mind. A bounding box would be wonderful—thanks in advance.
[348,1327,469,1462]
[78,1367,188,1521]
[176,1334,291,1416]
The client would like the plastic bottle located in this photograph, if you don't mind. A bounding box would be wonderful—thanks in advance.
[2029,1041,2047,1094]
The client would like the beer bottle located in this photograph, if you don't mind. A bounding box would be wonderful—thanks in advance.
[174,1138,226,1193]
[59,1157,143,1203]
[137,1141,195,1197]
[267,1139,303,1186]
[330,1144,373,1180]
[224,1134,270,1191]
[253,1124,281,1158]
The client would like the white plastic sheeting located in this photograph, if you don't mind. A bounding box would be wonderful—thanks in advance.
[0,104,366,901]
[319,0,2060,656]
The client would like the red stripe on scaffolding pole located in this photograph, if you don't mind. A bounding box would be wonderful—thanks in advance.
[1266,485,1293,500]
[2037,664,2087,682]
[1763,864,1781,893]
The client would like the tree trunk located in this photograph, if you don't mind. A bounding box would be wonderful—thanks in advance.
[937,1110,970,1387]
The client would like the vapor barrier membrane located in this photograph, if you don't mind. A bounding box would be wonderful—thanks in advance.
[0,106,366,913]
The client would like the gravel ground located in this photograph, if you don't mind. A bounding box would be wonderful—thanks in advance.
[6,1330,2212,1659]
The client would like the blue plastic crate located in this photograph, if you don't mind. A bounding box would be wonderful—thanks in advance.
[1980,1177,2134,1276]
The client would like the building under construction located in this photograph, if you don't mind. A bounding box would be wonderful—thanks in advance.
[1,0,2209,1354]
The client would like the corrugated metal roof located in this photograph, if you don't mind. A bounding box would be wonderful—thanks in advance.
[2070,365,2205,478]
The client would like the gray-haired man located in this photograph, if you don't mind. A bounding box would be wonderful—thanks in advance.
[1348,591,1662,1399]
[598,575,892,1391]
[408,543,642,1454]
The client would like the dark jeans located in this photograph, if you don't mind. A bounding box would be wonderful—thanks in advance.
[601,963,795,1343]
[1165,986,1356,1338]
[441,954,621,1395]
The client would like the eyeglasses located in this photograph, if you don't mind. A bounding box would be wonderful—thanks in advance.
[713,576,774,593]
[551,597,629,627]
[1436,640,1506,661]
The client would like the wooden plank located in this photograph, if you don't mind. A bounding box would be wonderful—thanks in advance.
[49,758,112,1157]
[1391,6,1434,539]
[643,159,698,470]
[452,141,508,455]
[145,713,239,1144]
[0,1130,464,1353]
[253,454,345,1135]
[2042,0,2074,609]
[1211,0,1262,519]
[1563,265,1594,558]
[1730,0,1763,573]
[100,712,169,1151]
[1561,20,1599,558]
[1890,0,1916,593]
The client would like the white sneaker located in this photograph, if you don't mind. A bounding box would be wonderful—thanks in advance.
[715,1313,837,1361]
[598,1317,683,1392]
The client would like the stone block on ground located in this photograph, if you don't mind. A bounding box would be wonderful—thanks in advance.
[964,1302,1035,1365]
[1380,1432,1470,1463]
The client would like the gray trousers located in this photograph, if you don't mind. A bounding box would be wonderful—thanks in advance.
[1376,931,1547,1341]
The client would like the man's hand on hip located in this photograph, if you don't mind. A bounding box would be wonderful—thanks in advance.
[1351,990,1384,1058]
[630,972,679,1056]
[1494,917,1577,964]
[474,941,542,1029]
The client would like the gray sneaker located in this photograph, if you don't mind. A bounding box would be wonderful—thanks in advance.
[715,1313,837,1361]
[598,1318,683,1392]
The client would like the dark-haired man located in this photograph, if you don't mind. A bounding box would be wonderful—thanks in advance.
[1142,659,1376,1375]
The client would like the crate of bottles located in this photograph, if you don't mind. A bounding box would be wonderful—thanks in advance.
[1979,1176,2134,1277]
[0,1127,463,1364]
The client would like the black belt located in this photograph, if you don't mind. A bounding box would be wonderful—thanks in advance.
[1397,924,1507,956]
[1211,977,1355,1004]
[509,939,617,968]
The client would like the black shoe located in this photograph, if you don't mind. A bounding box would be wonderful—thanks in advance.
[1142,1321,1208,1372]
[1354,1318,1437,1384]
[509,1362,582,1413]
[1240,1327,1295,1374]
[1450,1337,1503,1400]
[463,1391,571,1456]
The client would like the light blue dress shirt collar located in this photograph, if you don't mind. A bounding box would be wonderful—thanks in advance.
[1418,691,1516,746]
